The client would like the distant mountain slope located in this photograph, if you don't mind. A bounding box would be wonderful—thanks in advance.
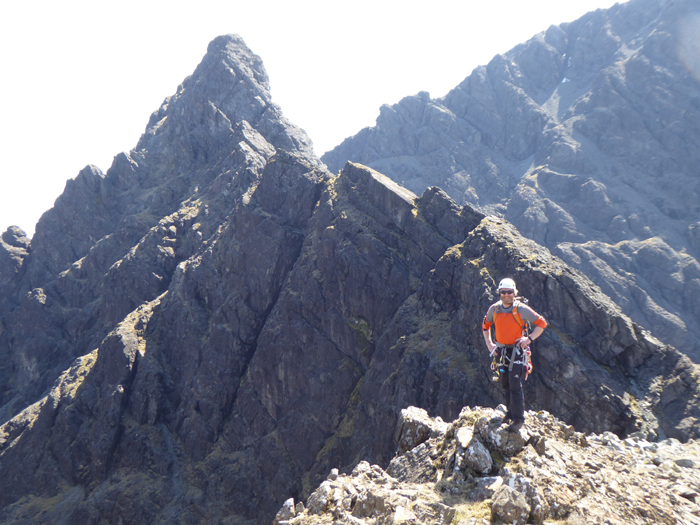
[323,0,700,361]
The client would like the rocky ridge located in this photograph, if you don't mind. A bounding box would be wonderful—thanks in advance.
[322,0,700,362]
[1,159,699,524]
[0,33,319,423]
[1,31,700,525]
[278,405,700,524]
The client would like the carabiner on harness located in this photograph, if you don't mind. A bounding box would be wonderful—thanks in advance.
[491,346,510,382]
[518,343,533,380]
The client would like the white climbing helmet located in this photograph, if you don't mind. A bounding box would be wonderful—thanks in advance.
[497,278,516,291]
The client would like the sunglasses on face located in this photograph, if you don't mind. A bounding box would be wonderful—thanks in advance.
[499,290,514,295]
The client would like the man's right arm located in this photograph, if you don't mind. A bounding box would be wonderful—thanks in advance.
[482,305,497,355]
[483,329,497,355]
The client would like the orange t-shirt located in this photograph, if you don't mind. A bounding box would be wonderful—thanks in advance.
[482,300,547,346]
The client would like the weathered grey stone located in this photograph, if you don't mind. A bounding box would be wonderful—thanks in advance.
[0,226,29,319]
[273,498,296,524]
[675,458,697,469]
[491,485,530,525]
[390,505,417,524]
[476,415,529,457]
[467,476,503,502]
[395,406,448,453]
[503,473,550,525]
[387,441,438,483]
[455,427,493,474]
[307,481,333,515]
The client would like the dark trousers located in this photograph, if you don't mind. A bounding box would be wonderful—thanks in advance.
[499,347,525,423]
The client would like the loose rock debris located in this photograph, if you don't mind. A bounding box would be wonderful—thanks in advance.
[275,405,700,524]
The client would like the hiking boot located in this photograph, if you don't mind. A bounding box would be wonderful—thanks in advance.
[508,420,524,432]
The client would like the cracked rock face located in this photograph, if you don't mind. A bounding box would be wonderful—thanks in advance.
[7,156,700,525]
[1,25,700,525]
[322,0,700,363]
[280,405,700,525]
[0,34,318,427]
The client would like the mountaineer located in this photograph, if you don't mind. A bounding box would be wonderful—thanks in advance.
[482,278,547,432]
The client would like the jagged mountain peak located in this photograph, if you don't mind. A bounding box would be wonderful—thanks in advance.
[140,33,272,148]
[26,32,316,289]
[0,32,326,424]
[204,34,271,91]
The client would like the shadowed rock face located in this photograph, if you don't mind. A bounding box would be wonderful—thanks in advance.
[1,28,700,525]
[322,0,700,362]
[0,227,29,316]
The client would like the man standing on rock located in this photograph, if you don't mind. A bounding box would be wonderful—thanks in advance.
[482,278,547,431]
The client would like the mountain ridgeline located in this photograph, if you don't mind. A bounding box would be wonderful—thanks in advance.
[324,0,700,363]
[0,2,699,524]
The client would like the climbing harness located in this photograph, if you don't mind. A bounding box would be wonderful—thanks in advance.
[490,347,508,382]
[490,297,535,381]
[490,342,533,381]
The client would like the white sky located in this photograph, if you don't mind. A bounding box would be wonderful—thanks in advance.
[0,0,624,238]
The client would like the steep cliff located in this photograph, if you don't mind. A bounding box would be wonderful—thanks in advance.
[322,0,700,362]
[1,28,700,525]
